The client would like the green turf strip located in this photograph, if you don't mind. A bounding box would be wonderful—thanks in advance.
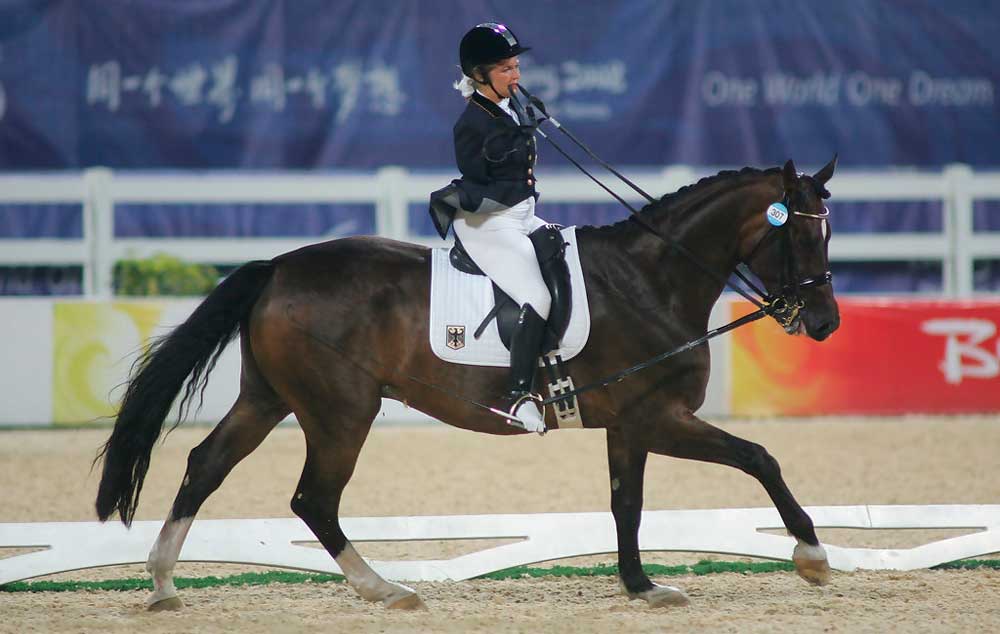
[0,570,346,593]
[1,559,996,593]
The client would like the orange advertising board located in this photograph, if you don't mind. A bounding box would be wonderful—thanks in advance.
[731,299,1000,415]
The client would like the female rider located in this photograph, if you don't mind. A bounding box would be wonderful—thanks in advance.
[429,23,550,433]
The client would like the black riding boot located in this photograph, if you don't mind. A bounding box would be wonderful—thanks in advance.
[507,303,547,432]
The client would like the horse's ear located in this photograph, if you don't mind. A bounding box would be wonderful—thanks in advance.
[813,153,838,186]
[782,159,797,192]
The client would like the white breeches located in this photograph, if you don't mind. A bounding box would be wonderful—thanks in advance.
[453,197,551,320]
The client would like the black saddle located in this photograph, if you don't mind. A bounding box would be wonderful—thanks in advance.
[448,225,572,352]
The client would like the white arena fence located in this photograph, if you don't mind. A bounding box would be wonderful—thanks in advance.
[2,505,998,585]
[1,165,999,297]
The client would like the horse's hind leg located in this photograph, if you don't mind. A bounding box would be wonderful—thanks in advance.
[291,394,425,610]
[645,407,830,586]
[145,392,288,610]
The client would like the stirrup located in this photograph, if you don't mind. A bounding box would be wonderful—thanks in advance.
[507,392,547,434]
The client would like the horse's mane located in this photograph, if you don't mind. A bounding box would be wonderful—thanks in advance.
[577,166,781,236]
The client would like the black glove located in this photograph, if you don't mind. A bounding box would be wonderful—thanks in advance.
[515,86,549,125]
[527,95,548,120]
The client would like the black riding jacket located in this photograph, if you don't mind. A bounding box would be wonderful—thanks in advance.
[429,91,539,238]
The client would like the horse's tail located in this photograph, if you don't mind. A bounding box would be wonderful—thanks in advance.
[95,260,276,525]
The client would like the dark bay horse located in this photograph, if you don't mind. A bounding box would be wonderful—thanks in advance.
[96,158,840,611]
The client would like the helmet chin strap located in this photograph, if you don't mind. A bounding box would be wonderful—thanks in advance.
[472,68,505,102]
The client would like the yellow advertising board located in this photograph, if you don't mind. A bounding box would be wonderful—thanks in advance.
[52,302,165,424]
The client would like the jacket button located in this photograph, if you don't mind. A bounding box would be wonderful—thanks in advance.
[527,179,534,186]
[527,168,533,175]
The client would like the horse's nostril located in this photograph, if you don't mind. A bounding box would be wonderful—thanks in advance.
[814,320,837,339]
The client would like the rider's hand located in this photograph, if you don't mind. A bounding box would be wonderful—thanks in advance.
[527,95,549,120]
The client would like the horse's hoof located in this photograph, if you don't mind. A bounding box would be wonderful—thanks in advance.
[147,596,184,612]
[384,591,426,610]
[793,542,831,586]
[624,582,690,608]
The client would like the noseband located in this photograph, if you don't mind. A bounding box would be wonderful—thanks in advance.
[740,196,833,329]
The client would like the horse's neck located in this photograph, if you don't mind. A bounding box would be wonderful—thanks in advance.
[579,177,777,329]
[676,179,775,257]
[664,179,778,302]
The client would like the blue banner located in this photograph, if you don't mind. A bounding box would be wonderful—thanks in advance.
[0,0,997,169]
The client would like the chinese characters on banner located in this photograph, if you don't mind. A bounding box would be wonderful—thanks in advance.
[0,1,996,168]
[86,57,405,124]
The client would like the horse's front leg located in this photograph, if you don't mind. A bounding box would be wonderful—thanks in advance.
[645,407,830,585]
[606,426,689,607]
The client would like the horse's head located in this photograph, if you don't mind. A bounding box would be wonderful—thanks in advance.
[741,156,840,341]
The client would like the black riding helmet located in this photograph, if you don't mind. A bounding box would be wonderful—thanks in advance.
[459,22,531,78]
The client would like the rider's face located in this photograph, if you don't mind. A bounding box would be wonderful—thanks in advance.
[483,56,520,101]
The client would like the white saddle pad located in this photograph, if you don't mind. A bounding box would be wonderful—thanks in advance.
[430,226,591,367]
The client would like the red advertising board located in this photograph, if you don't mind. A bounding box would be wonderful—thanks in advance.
[731,299,1000,415]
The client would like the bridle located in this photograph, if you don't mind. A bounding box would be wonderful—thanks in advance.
[737,195,833,330]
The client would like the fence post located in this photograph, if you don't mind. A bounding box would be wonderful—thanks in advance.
[945,163,974,297]
[83,167,114,299]
[375,166,409,241]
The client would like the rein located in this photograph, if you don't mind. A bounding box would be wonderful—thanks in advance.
[535,204,836,409]
[537,304,770,408]
[514,89,762,311]
[509,88,834,407]
[514,87,831,327]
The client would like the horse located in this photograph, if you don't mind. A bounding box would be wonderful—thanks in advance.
[95,157,840,611]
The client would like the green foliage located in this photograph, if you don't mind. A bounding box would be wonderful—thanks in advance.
[114,253,220,296]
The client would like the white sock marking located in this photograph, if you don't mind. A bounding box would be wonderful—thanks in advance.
[336,542,415,603]
[145,516,193,605]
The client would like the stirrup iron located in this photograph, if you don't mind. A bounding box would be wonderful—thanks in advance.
[507,392,547,434]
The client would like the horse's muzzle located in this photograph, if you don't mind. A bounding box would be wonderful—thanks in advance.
[803,307,840,341]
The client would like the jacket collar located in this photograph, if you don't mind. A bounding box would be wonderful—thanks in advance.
[471,91,506,119]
